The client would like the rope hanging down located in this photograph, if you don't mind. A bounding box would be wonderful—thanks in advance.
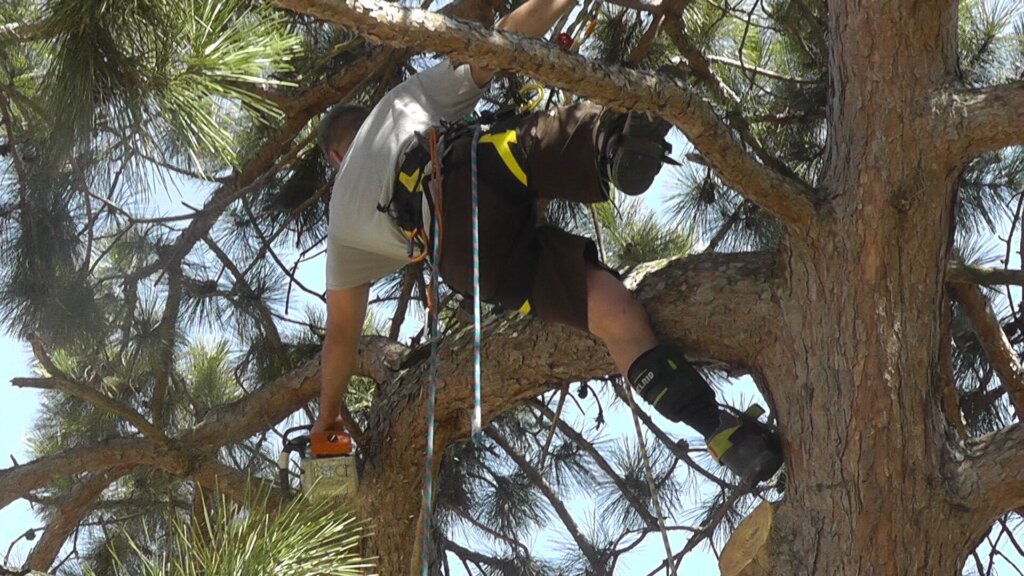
[421,130,445,576]
[471,125,484,437]
[622,379,677,576]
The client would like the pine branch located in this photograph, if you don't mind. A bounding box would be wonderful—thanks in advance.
[128,51,396,282]
[0,21,48,42]
[950,282,1024,419]
[15,335,164,439]
[203,235,284,352]
[662,20,798,181]
[188,459,285,506]
[609,381,735,490]
[451,506,532,559]
[272,0,818,231]
[948,263,1024,287]
[23,469,127,573]
[442,537,507,570]
[151,269,184,427]
[0,336,402,510]
[487,427,609,575]
[703,54,819,84]
[941,81,1024,162]
[0,438,186,511]
[0,91,28,198]
[188,335,405,447]
[531,399,660,527]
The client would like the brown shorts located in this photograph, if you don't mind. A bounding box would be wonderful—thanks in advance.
[436,103,616,332]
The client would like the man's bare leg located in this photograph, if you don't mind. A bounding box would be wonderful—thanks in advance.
[585,266,658,374]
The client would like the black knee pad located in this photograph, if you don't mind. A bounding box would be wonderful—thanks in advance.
[626,345,719,436]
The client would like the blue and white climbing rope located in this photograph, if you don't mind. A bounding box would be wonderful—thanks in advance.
[421,132,444,576]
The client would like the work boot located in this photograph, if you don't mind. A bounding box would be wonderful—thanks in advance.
[706,405,784,486]
[626,344,721,437]
[601,111,674,196]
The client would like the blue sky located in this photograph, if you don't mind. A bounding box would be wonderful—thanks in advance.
[0,336,39,566]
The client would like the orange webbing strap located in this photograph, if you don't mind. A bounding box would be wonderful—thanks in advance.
[424,128,444,313]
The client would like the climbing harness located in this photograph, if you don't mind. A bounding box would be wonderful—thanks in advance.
[378,133,435,262]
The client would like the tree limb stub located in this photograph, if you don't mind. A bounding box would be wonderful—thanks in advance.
[948,263,1024,287]
[271,0,818,232]
[950,282,1024,419]
[957,423,1024,526]
[939,81,1024,162]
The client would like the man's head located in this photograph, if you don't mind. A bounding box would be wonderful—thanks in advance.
[317,104,370,169]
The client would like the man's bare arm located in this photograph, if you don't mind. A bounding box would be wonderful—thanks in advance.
[314,284,370,433]
[470,0,577,87]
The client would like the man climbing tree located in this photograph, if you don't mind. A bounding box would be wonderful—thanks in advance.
[312,0,783,485]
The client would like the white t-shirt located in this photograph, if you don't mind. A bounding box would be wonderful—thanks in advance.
[326,62,485,290]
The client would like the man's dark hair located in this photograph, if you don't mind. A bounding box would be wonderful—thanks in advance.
[317,104,370,159]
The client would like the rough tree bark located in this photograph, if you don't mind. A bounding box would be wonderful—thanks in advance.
[267,0,1024,574]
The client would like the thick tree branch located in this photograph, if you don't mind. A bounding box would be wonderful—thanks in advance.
[0,334,404,511]
[272,0,818,231]
[950,282,1024,419]
[367,252,779,460]
[23,469,126,573]
[357,252,777,572]
[957,423,1024,522]
[0,439,186,511]
[939,81,1024,161]
[151,270,183,427]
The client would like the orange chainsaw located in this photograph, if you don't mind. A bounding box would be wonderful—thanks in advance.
[279,424,358,500]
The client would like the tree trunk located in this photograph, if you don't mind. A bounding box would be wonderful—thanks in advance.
[750,1,978,572]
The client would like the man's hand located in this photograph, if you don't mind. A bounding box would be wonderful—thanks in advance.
[470,0,577,87]
[312,414,346,436]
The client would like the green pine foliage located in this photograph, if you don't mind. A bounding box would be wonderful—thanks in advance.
[98,489,374,576]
